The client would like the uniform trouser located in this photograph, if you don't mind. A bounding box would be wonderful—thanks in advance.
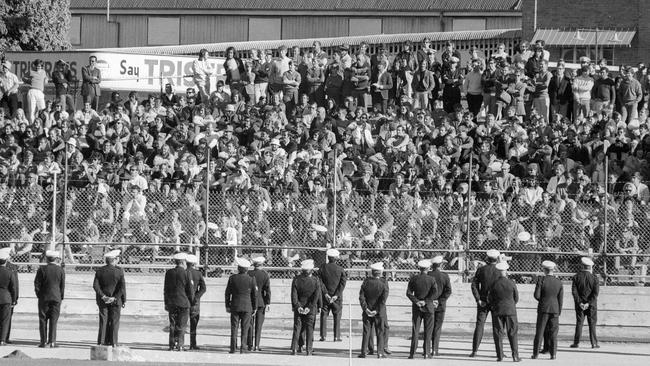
[97,305,121,346]
[189,311,200,347]
[533,312,559,356]
[168,305,189,348]
[4,307,12,341]
[466,93,483,117]
[230,311,251,352]
[409,307,433,356]
[247,306,266,348]
[367,311,389,353]
[291,312,315,352]
[361,312,384,356]
[320,300,342,340]
[0,304,11,343]
[471,304,491,352]
[492,314,519,359]
[574,306,598,346]
[38,300,61,344]
[431,310,446,353]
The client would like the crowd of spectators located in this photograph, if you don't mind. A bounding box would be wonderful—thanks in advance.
[0,38,649,281]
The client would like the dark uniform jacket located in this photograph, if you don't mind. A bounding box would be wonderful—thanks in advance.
[93,264,126,307]
[187,267,206,310]
[291,273,320,313]
[249,269,271,308]
[572,271,599,307]
[488,276,518,316]
[359,276,388,315]
[0,266,17,305]
[34,263,65,303]
[534,275,563,314]
[471,263,500,303]
[225,272,258,313]
[428,270,452,312]
[319,262,347,299]
[406,273,437,313]
[164,266,194,308]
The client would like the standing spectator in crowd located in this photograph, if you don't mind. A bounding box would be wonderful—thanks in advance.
[224,47,246,98]
[52,60,76,113]
[371,61,393,114]
[531,60,552,123]
[270,46,291,100]
[617,66,643,124]
[192,49,214,105]
[283,62,301,117]
[572,58,594,121]
[0,60,20,116]
[81,56,101,111]
[591,67,615,114]
[549,63,572,122]
[464,59,484,117]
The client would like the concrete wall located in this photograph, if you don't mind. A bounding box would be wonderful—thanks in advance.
[12,272,650,340]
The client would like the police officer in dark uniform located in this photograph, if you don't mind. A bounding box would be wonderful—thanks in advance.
[185,254,206,350]
[248,256,271,351]
[93,249,126,346]
[367,270,392,356]
[290,259,321,356]
[164,252,194,351]
[488,262,521,362]
[358,262,388,359]
[34,250,65,348]
[406,259,437,359]
[532,261,563,360]
[225,258,258,354]
[428,255,452,357]
[318,249,347,342]
[469,249,501,357]
[0,248,18,346]
[2,248,18,344]
[571,257,599,349]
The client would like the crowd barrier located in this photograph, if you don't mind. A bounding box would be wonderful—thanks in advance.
[2,185,649,285]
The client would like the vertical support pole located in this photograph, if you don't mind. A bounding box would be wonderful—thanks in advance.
[62,143,69,267]
[464,152,473,282]
[348,297,352,365]
[51,173,58,253]
[603,153,609,285]
[203,148,211,275]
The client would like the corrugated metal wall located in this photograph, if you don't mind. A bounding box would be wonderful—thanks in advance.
[381,16,443,34]
[73,14,519,49]
[281,16,349,40]
[180,16,249,44]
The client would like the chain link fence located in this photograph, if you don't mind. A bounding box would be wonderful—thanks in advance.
[0,185,648,285]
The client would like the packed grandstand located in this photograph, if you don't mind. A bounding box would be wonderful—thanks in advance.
[0,38,648,283]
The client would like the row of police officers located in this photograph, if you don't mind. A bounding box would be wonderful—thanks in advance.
[0,247,600,359]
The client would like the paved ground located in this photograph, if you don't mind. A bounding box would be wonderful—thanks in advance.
[1,315,649,365]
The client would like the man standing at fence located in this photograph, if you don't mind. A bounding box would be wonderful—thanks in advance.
[164,252,194,351]
[81,56,101,111]
[290,259,320,356]
[225,258,257,354]
[0,248,17,346]
[358,262,388,359]
[532,261,563,360]
[406,259,437,359]
[488,262,521,362]
[571,257,600,349]
[428,255,452,357]
[34,250,65,348]
[186,254,206,350]
[247,257,271,351]
[318,249,347,342]
[93,249,126,346]
[469,249,501,357]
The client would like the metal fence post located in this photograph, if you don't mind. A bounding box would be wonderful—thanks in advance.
[464,152,473,282]
[203,149,211,275]
[603,153,609,286]
[332,148,337,250]
[51,173,58,254]
[61,143,69,268]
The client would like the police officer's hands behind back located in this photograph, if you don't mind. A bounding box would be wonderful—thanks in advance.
[365,308,377,317]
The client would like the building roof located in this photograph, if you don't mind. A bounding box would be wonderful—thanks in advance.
[87,28,521,55]
[71,0,522,12]
[532,28,636,47]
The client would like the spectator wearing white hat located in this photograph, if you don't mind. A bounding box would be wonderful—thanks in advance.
[225,257,257,354]
[469,249,501,357]
[427,255,452,357]
[571,257,599,349]
[164,252,194,351]
[406,259,437,359]
[318,248,347,342]
[247,256,271,351]
[488,262,521,362]
[185,254,206,350]
[290,259,320,356]
[34,250,64,348]
[93,249,126,346]
[532,261,563,360]
[358,261,388,359]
